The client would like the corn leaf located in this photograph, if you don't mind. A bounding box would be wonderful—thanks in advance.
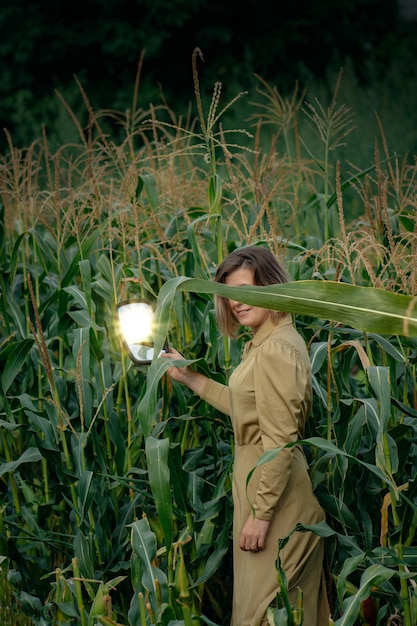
[2,338,35,394]
[74,529,95,580]
[129,517,169,611]
[0,447,42,478]
[139,356,198,437]
[334,564,395,626]
[153,279,417,358]
[145,436,173,550]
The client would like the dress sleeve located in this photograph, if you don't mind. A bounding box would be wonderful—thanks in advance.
[200,378,231,416]
[252,337,311,520]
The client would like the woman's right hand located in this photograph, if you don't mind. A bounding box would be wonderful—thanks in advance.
[162,347,188,384]
[162,348,209,396]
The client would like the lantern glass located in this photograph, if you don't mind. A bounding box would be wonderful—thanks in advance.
[117,298,166,365]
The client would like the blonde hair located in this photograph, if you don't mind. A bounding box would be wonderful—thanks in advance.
[214,246,290,337]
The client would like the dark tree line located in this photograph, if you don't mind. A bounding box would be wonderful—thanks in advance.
[1,0,415,148]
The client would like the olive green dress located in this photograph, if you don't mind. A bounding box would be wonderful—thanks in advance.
[201,315,330,626]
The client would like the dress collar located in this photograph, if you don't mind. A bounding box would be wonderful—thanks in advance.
[251,313,293,346]
[241,313,293,360]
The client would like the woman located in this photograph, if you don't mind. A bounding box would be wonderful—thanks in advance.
[163,246,330,626]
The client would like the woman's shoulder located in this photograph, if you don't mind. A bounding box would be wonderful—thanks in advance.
[259,317,310,365]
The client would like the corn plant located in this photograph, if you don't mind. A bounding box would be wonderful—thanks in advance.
[1,64,417,626]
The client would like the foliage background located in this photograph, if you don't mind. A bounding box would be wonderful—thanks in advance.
[1,2,417,625]
[1,0,417,158]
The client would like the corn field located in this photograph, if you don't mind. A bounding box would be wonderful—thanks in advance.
[1,59,417,626]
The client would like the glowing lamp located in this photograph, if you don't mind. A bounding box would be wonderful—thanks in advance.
[116,298,167,365]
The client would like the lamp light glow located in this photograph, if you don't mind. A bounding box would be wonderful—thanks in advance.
[116,298,167,365]
[118,301,154,345]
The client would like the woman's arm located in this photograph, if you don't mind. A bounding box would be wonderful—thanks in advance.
[240,337,309,551]
[162,347,232,416]
[252,338,308,518]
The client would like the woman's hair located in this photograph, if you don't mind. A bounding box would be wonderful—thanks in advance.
[214,245,290,336]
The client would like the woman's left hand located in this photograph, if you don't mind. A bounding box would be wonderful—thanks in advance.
[239,515,270,552]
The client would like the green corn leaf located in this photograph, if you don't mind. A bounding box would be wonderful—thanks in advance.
[64,285,89,310]
[336,555,365,603]
[74,529,95,580]
[154,278,417,349]
[130,518,158,590]
[73,327,93,427]
[60,229,100,289]
[1,296,27,339]
[310,342,328,374]
[398,211,415,233]
[156,603,177,624]
[135,175,144,200]
[334,564,395,626]
[367,366,399,493]
[140,174,158,209]
[2,337,35,394]
[29,228,60,274]
[67,309,94,327]
[193,521,231,586]
[152,276,191,358]
[208,174,222,215]
[311,375,327,408]
[186,216,212,279]
[188,470,204,513]
[266,606,292,625]
[195,518,215,553]
[246,437,398,494]
[0,418,23,431]
[79,259,93,316]
[88,576,126,624]
[95,253,116,289]
[138,356,198,437]
[145,436,173,550]
[10,591,44,616]
[368,333,406,361]
[294,520,337,539]
[88,582,108,626]
[55,602,79,618]
[77,470,96,520]
[0,447,42,478]
[344,404,368,455]
[130,517,169,611]
[10,232,33,283]
[368,367,391,430]
[24,409,60,450]
[168,443,191,515]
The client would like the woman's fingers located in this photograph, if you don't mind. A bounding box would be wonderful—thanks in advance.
[162,347,184,360]
[240,538,260,552]
[239,516,269,551]
[161,348,190,383]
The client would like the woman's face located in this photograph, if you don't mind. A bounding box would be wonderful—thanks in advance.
[225,266,270,333]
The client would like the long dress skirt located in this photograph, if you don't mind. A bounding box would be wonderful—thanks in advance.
[231,443,330,626]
